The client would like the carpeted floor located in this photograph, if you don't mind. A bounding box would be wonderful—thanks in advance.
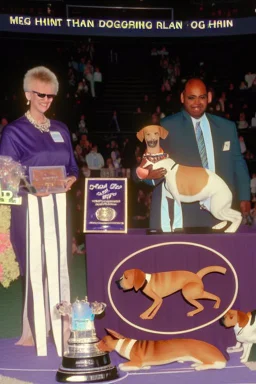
[1,338,256,384]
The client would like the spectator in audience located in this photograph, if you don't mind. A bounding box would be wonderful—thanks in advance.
[84,65,95,98]
[226,82,237,104]
[239,80,248,91]
[74,144,86,166]
[245,71,256,88]
[214,102,225,117]
[86,143,104,176]
[106,157,115,169]
[0,66,78,356]
[78,114,88,135]
[93,66,103,98]
[237,111,249,130]
[151,112,160,125]
[155,105,166,119]
[239,135,247,155]
[79,134,91,157]
[218,91,227,113]
[141,78,251,231]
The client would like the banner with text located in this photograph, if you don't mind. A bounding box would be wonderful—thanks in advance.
[1,14,256,37]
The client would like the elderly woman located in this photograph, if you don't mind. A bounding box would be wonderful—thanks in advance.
[0,66,78,356]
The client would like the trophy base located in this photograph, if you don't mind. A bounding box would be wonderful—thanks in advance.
[56,363,117,383]
[56,352,118,383]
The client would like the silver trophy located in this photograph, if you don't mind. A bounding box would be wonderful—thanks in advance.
[55,297,117,382]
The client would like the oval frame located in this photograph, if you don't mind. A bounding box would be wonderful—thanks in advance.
[107,241,238,335]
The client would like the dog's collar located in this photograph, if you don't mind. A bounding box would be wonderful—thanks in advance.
[141,273,151,290]
[115,339,137,360]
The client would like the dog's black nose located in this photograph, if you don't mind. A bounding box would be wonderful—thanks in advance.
[219,317,225,326]
[115,279,122,290]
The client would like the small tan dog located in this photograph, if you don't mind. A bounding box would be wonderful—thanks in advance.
[136,125,169,180]
[98,329,227,371]
[221,309,256,363]
[117,266,226,319]
[136,125,242,233]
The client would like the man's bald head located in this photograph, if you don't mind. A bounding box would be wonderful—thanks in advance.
[181,78,212,119]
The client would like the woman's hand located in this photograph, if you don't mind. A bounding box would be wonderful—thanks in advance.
[64,176,77,191]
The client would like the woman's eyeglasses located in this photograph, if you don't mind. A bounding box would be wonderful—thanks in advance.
[30,90,56,99]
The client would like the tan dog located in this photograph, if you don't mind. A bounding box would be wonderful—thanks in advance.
[221,309,256,363]
[136,125,242,233]
[136,125,169,179]
[117,266,226,319]
[98,329,227,371]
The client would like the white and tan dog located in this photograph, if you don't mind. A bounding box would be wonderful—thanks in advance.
[221,309,256,363]
[117,266,226,319]
[136,125,242,233]
[98,329,227,371]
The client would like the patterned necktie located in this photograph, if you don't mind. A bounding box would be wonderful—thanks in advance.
[195,121,208,168]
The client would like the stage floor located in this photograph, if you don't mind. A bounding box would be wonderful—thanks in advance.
[1,338,256,384]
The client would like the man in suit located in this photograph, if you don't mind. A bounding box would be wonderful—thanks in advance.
[145,78,250,231]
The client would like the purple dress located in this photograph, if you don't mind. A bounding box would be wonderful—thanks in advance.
[0,115,79,356]
[0,115,78,274]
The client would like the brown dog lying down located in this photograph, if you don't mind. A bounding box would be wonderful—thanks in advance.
[221,309,256,363]
[117,266,226,319]
[98,329,227,371]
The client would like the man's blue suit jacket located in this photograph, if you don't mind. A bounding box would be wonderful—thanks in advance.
[149,109,250,229]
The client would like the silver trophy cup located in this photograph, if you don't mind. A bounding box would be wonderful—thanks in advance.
[55,297,117,382]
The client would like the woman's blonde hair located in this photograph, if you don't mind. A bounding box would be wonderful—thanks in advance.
[23,66,59,94]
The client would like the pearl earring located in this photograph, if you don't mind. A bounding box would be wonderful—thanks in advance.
[26,100,30,106]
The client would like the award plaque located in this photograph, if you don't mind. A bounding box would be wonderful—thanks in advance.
[55,297,118,383]
[29,166,66,194]
[83,178,127,233]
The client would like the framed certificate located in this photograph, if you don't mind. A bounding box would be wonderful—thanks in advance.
[29,166,66,194]
[83,178,127,233]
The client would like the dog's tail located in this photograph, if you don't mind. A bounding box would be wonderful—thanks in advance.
[197,266,227,279]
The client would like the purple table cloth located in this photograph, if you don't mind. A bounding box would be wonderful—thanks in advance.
[86,227,256,354]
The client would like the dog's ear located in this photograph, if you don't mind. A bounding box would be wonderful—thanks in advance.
[133,269,146,291]
[105,328,125,340]
[237,311,249,328]
[136,129,145,142]
[159,126,169,140]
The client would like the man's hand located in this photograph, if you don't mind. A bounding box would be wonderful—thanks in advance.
[146,167,167,180]
[240,200,251,215]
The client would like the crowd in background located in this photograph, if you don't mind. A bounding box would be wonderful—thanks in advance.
[1,34,256,248]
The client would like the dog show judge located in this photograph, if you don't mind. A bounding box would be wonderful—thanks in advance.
[139,78,250,232]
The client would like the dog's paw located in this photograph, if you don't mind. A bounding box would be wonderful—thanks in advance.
[140,313,150,320]
[241,358,248,363]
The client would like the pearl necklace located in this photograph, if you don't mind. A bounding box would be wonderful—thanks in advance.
[25,110,50,133]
